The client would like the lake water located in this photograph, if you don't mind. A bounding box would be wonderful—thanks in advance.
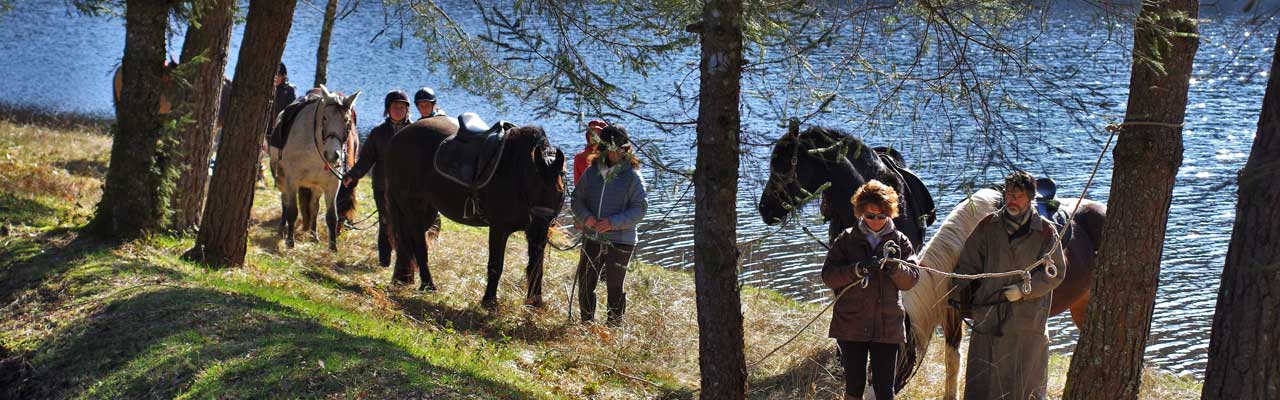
[1,0,1269,379]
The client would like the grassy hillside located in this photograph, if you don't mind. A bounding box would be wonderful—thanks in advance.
[0,112,1201,399]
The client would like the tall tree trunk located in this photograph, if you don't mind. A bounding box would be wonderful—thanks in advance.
[315,0,337,87]
[89,0,175,240]
[170,0,235,233]
[1062,1,1199,399]
[692,0,747,398]
[1201,28,1280,400]
[186,0,298,267]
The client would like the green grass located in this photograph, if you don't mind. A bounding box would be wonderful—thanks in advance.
[0,115,1203,399]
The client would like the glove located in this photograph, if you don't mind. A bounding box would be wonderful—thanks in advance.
[883,240,901,258]
[858,256,886,271]
[1002,284,1024,302]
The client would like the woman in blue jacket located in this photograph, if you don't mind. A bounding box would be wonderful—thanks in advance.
[571,125,647,325]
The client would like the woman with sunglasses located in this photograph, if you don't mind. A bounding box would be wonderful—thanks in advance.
[821,179,920,400]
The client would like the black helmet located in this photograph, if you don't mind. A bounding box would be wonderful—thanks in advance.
[414,87,437,104]
[277,62,287,76]
[598,125,630,149]
[384,90,410,116]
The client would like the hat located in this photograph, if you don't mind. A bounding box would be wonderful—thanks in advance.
[597,125,630,149]
[278,62,288,76]
[384,90,410,115]
[414,87,437,104]
[1035,177,1057,202]
[587,120,608,131]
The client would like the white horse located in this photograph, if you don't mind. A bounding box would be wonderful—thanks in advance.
[900,188,1002,400]
[269,85,361,250]
[902,187,1106,399]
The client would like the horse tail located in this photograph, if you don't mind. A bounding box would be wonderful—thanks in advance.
[336,181,358,221]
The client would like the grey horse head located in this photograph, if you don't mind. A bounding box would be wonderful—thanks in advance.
[316,84,361,165]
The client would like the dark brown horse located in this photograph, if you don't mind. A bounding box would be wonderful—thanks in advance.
[383,115,566,308]
[757,123,936,248]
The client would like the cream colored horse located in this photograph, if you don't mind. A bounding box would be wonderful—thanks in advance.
[268,85,361,251]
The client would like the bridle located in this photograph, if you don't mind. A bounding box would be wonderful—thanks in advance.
[311,98,353,181]
[762,131,848,219]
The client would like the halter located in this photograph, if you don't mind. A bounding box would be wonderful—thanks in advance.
[311,95,354,181]
[762,130,846,218]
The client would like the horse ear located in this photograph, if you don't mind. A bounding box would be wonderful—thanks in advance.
[344,90,362,110]
[786,117,800,138]
[551,147,565,170]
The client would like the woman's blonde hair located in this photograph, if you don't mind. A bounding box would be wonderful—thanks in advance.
[852,180,899,218]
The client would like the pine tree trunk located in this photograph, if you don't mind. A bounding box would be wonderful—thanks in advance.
[1200,28,1280,400]
[186,0,298,267]
[692,0,747,398]
[170,0,235,233]
[89,0,174,240]
[315,0,337,87]
[1062,1,1199,399]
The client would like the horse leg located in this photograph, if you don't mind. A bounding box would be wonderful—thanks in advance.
[281,187,298,249]
[305,188,321,241]
[296,187,314,241]
[943,305,963,400]
[482,227,511,309]
[324,185,339,252]
[413,209,435,292]
[523,221,550,308]
[387,196,422,286]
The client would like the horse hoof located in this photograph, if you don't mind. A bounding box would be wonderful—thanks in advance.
[285,239,295,248]
[523,296,545,309]
[418,283,436,292]
[481,298,499,310]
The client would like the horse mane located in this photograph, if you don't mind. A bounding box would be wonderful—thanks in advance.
[899,188,1002,385]
[799,127,890,175]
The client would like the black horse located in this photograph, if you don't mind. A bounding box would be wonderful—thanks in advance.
[758,123,936,248]
[383,115,566,308]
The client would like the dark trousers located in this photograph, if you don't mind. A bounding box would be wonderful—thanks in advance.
[838,340,899,399]
[372,189,392,267]
[576,239,634,324]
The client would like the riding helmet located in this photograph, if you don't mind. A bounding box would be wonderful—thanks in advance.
[384,90,410,116]
[598,125,630,149]
[414,87,437,104]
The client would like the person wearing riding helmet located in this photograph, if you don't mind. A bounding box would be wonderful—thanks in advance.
[414,87,446,119]
[344,90,412,269]
[571,125,647,326]
[573,120,608,184]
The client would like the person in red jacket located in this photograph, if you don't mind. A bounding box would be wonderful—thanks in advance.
[572,120,609,184]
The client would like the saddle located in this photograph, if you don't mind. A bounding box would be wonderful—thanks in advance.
[433,112,515,191]
[874,148,937,229]
[268,94,321,149]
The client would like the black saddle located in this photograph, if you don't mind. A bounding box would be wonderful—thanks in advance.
[268,94,320,149]
[875,148,937,230]
[434,112,514,190]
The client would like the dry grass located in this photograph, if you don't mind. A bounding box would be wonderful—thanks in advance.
[0,112,1202,399]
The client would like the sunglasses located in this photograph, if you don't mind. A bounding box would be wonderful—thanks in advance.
[863,213,889,220]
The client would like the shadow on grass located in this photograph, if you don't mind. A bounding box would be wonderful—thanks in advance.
[394,294,572,344]
[17,286,537,399]
[747,347,844,400]
[52,158,108,179]
[0,193,65,227]
[300,269,366,296]
[0,233,105,306]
